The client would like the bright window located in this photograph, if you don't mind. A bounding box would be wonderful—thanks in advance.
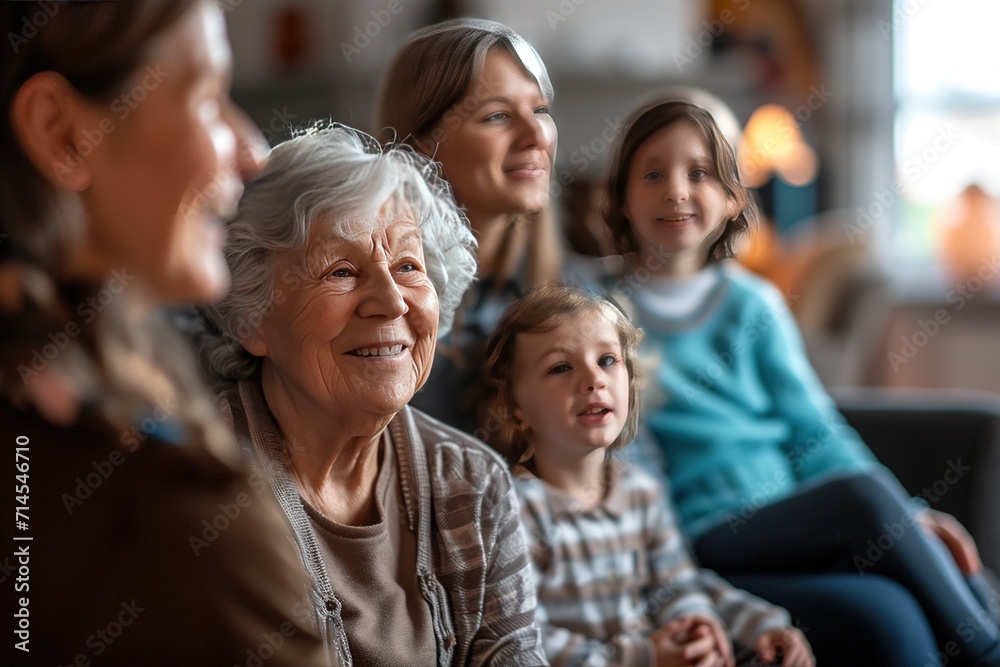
[892,0,1000,270]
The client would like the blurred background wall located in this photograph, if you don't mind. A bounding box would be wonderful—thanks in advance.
[221,0,1000,396]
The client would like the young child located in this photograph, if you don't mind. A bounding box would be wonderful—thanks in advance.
[483,282,813,667]
[598,99,1000,665]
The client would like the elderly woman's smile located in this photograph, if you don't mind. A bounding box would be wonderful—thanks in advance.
[348,344,404,357]
[245,213,439,422]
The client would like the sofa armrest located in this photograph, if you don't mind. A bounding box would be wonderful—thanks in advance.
[832,387,1000,575]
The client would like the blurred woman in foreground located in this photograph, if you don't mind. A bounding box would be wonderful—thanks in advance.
[0,2,326,663]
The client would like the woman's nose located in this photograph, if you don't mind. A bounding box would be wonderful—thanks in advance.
[357,265,409,320]
[516,112,555,152]
[225,102,270,181]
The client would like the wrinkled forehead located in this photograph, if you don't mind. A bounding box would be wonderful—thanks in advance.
[285,207,422,274]
[308,206,422,248]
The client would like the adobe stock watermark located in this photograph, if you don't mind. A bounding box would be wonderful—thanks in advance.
[16,268,135,385]
[472,406,511,446]
[51,64,170,183]
[673,0,751,73]
[60,394,179,515]
[876,0,931,41]
[181,106,297,220]
[525,458,627,568]
[340,0,411,64]
[239,621,309,667]
[218,0,247,13]
[612,244,698,298]
[845,124,961,244]
[931,596,1000,667]
[545,0,589,31]
[887,254,999,373]
[7,1,60,54]
[853,458,972,574]
[724,417,840,533]
[739,84,833,179]
[681,286,800,404]
[260,106,298,145]
[426,72,504,147]
[188,469,270,556]
[550,116,625,199]
[57,599,145,664]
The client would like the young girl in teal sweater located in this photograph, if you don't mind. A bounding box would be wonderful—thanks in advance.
[599,100,1000,666]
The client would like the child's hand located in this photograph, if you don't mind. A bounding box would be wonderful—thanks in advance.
[918,508,982,575]
[651,615,733,667]
[688,616,734,667]
[753,627,814,667]
[648,620,694,667]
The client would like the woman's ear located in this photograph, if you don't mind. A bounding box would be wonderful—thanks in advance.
[512,405,528,426]
[241,326,269,358]
[726,194,741,222]
[10,71,97,192]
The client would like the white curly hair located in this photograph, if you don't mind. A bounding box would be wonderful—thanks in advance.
[199,123,477,383]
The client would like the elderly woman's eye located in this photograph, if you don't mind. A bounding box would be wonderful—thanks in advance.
[396,259,425,274]
[329,268,353,278]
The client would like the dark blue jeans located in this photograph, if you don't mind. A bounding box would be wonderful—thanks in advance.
[694,470,1000,667]
[729,572,938,666]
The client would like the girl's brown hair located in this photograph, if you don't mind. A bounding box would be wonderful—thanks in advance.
[482,282,642,466]
[603,100,759,260]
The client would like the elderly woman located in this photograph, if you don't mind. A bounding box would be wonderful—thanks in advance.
[200,125,547,666]
[0,1,326,663]
[375,19,563,435]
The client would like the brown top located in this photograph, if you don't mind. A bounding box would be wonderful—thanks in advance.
[0,399,328,666]
[305,433,437,666]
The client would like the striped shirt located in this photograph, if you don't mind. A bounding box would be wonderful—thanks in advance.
[515,459,789,666]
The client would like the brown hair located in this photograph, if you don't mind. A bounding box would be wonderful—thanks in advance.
[373,18,553,148]
[1,0,198,271]
[374,18,561,289]
[482,282,643,466]
[0,0,233,456]
[602,100,759,260]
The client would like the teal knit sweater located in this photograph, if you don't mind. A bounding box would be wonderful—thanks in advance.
[612,263,878,538]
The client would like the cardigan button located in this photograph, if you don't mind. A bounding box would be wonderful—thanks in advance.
[324,600,336,611]
[445,634,456,648]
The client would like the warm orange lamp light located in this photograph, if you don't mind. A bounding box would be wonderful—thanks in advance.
[938,184,1000,281]
[737,104,818,188]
